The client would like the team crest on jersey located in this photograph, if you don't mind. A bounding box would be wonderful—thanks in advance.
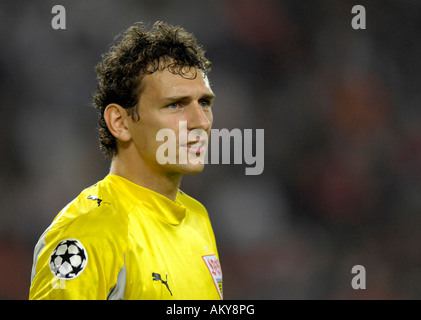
[202,254,223,299]
[49,239,88,280]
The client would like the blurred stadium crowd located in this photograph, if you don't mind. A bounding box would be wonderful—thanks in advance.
[1,0,421,299]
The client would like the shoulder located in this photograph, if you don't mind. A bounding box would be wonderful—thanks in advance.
[54,180,123,226]
[178,189,208,215]
[43,178,130,254]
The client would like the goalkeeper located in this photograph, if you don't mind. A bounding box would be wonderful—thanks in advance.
[29,21,222,300]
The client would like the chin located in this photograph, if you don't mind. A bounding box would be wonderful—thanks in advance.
[176,162,206,175]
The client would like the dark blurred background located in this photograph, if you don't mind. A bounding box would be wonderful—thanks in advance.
[1,0,421,299]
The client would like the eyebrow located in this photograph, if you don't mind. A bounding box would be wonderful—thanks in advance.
[163,93,216,103]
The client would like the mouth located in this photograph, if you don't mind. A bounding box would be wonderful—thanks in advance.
[181,140,207,154]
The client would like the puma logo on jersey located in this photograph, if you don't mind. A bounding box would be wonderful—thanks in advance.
[86,195,108,207]
[152,272,173,296]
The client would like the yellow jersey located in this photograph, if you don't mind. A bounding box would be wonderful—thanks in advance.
[29,174,222,300]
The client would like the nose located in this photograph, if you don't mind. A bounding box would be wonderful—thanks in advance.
[187,101,212,132]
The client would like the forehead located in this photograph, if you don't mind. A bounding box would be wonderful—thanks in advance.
[140,67,213,100]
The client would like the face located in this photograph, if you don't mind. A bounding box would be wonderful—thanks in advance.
[126,66,214,176]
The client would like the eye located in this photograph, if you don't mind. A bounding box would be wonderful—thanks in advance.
[167,102,180,109]
[199,99,212,108]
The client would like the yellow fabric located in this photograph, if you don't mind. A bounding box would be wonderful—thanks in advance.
[29,174,222,300]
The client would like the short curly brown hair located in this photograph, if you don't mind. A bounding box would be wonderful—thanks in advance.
[92,21,212,158]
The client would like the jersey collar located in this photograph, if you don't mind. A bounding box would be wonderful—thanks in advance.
[105,174,186,225]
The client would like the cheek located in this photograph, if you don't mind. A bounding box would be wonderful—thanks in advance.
[148,119,183,153]
[130,118,161,151]
[176,120,187,142]
[206,110,213,129]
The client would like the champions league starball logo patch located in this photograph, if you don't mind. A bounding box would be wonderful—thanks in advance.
[49,239,88,280]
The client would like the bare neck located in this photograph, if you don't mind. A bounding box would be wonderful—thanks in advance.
[109,154,182,202]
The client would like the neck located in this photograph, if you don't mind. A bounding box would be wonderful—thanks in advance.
[109,154,183,202]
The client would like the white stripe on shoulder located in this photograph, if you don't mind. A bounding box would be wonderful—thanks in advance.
[29,200,73,284]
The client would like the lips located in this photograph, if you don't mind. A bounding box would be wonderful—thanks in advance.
[181,140,206,154]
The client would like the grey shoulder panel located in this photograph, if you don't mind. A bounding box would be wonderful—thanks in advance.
[29,201,74,285]
[29,228,48,284]
[107,256,127,300]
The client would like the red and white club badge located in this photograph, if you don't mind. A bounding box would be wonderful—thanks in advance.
[202,254,223,299]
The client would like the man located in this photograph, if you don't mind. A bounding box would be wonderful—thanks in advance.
[29,21,222,300]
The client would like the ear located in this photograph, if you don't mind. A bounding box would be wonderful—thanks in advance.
[103,104,132,142]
